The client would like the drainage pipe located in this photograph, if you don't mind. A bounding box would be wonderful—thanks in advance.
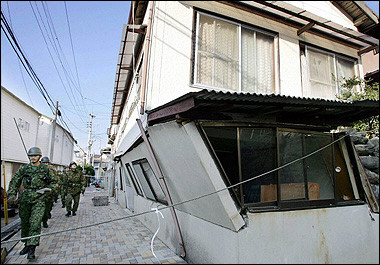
[136,119,186,258]
[140,1,155,115]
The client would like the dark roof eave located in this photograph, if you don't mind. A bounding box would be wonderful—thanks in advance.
[146,89,379,128]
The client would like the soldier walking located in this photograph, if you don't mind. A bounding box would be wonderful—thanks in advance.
[60,166,69,208]
[40,156,60,228]
[64,161,86,217]
[6,147,58,260]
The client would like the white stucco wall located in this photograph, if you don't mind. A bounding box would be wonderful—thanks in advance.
[116,120,379,264]
[142,1,362,111]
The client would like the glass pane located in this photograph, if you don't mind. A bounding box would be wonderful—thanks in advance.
[308,49,336,99]
[240,128,277,204]
[304,133,334,200]
[278,131,306,200]
[334,142,356,201]
[203,127,240,197]
[132,163,156,201]
[141,160,167,204]
[214,58,238,90]
[197,53,213,86]
[197,14,238,90]
[256,32,274,94]
[241,28,256,93]
[336,57,355,96]
[198,14,215,53]
[126,163,143,196]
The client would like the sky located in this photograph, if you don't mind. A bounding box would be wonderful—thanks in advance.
[1,1,379,157]
[1,1,131,155]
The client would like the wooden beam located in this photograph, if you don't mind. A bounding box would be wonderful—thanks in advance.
[297,22,315,36]
[148,97,195,123]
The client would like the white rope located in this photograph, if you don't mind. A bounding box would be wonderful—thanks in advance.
[1,134,351,244]
[151,207,164,263]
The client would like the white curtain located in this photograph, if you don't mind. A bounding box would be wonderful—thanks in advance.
[197,14,238,90]
[256,32,274,94]
[308,49,336,99]
[197,14,274,93]
[241,28,256,92]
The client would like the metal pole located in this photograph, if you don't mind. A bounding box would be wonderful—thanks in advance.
[86,113,95,165]
[2,161,8,225]
[50,101,59,161]
[136,119,186,257]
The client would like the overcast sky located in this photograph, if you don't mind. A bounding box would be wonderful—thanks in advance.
[1,1,378,157]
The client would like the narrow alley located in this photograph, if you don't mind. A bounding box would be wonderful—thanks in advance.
[2,185,187,264]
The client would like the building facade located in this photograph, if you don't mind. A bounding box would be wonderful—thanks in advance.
[1,86,75,189]
[108,1,379,263]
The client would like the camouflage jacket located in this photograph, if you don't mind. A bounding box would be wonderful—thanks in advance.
[64,169,86,195]
[45,168,60,200]
[7,163,58,204]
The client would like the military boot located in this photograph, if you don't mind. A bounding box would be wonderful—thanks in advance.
[72,211,76,216]
[65,211,71,217]
[43,221,48,228]
[20,245,29,255]
[27,246,36,260]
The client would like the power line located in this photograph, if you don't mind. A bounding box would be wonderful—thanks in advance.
[5,2,35,108]
[44,1,89,116]
[29,1,87,124]
[1,11,55,114]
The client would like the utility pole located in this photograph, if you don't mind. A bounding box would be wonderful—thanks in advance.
[49,101,59,162]
[86,113,95,165]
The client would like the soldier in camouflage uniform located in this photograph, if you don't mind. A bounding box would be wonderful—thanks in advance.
[7,147,58,260]
[60,166,69,208]
[40,156,60,228]
[64,161,86,217]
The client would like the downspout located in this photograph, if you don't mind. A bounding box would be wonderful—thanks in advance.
[136,118,186,258]
[140,1,155,115]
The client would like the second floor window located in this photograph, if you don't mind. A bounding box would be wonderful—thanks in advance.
[300,45,357,100]
[195,12,276,94]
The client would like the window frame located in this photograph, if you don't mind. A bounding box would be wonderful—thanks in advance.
[193,11,279,94]
[125,163,144,197]
[199,122,365,212]
[131,159,168,205]
[301,44,358,99]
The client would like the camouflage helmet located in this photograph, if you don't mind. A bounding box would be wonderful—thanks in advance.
[69,161,77,167]
[41,156,50,163]
[27,147,42,156]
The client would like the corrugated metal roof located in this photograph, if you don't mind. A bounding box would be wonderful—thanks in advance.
[147,89,379,128]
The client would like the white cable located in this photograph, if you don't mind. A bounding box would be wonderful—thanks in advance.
[151,207,164,263]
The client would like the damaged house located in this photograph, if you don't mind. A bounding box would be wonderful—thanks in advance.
[108,1,379,263]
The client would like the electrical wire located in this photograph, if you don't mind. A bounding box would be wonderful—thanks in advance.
[1,134,350,244]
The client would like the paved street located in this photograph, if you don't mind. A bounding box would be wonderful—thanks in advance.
[2,186,187,264]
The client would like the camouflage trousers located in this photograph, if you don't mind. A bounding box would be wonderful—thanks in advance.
[65,193,81,212]
[19,199,46,246]
[42,198,54,223]
[61,191,67,207]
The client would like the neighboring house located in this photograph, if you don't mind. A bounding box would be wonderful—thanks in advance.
[73,145,86,166]
[108,1,379,263]
[332,1,379,84]
[1,86,75,190]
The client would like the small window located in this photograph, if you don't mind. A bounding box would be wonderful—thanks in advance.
[132,159,168,205]
[126,163,143,196]
[119,167,123,191]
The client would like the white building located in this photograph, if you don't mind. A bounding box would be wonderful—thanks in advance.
[108,1,379,263]
[1,86,75,189]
